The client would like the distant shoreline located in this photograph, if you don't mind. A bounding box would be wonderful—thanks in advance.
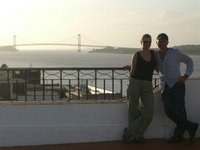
[0,46,18,52]
[89,45,200,55]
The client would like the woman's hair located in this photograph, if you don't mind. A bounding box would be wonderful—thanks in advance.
[141,33,152,41]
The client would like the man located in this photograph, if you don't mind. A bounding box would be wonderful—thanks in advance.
[156,33,198,143]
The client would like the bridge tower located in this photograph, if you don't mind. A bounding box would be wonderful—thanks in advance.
[78,34,81,53]
[13,35,16,48]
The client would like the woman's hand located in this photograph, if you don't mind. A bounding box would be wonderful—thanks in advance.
[123,65,131,71]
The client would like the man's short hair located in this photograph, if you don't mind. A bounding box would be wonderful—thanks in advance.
[157,33,168,41]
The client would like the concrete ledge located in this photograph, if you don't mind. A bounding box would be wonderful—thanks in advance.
[0,92,169,147]
[0,79,199,147]
[0,99,127,105]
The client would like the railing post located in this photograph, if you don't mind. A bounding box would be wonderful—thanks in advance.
[77,69,80,100]
[112,69,114,100]
[42,69,45,100]
[60,69,63,100]
[95,69,97,100]
[86,79,89,100]
[51,79,54,100]
[120,79,123,99]
[6,70,10,100]
[68,79,71,101]
[24,70,27,101]
[15,79,18,100]
[103,79,106,100]
[34,82,36,101]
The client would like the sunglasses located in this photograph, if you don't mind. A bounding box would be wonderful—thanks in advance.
[142,41,151,43]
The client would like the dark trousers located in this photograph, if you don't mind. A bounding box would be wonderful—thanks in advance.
[162,82,193,137]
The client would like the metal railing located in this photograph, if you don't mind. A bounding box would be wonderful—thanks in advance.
[0,67,160,101]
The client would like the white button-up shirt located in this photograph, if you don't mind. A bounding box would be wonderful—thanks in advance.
[155,48,193,88]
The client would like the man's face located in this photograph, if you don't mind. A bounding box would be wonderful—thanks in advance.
[156,39,168,50]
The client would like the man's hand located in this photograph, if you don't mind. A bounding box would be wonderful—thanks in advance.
[178,75,189,83]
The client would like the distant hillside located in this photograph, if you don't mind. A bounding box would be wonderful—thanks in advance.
[173,45,200,55]
[89,46,139,54]
[0,46,18,52]
[89,45,200,55]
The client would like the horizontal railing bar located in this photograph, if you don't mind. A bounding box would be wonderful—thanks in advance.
[0,67,126,71]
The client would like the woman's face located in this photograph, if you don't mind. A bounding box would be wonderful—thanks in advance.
[141,37,151,50]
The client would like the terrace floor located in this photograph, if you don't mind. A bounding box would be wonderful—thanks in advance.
[0,138,200,150]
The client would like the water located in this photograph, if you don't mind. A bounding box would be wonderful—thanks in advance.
[0,50,199,77]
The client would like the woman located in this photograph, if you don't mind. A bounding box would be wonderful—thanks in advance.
[123,34,157,143]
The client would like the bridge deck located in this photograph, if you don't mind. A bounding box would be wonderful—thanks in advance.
[0,138,200,150]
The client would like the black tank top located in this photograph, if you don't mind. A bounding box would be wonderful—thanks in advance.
[132,50,156,81]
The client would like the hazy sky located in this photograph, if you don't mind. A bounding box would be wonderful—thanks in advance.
[0,0,199,49]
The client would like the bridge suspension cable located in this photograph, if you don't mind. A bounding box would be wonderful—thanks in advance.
[10,34,108,52]
[0,34,126,52]
[11,43,106,48]
[81,34,106,46]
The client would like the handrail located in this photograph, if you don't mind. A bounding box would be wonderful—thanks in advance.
[0,67,159,101]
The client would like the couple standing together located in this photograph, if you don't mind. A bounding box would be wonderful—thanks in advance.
[123,33,199,143]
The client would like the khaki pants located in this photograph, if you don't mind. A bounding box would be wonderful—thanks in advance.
[127,78,154,139]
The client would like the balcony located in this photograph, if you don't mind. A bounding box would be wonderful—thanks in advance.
[1,67,199,147]
[0,67,159,102]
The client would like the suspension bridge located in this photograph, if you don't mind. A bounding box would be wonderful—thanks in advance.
[1,34,111,53]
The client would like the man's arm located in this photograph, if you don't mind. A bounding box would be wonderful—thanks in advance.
[177,49,193,83]
[178,50,193,77]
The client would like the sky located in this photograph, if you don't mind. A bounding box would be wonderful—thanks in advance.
[0,0,199,49]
